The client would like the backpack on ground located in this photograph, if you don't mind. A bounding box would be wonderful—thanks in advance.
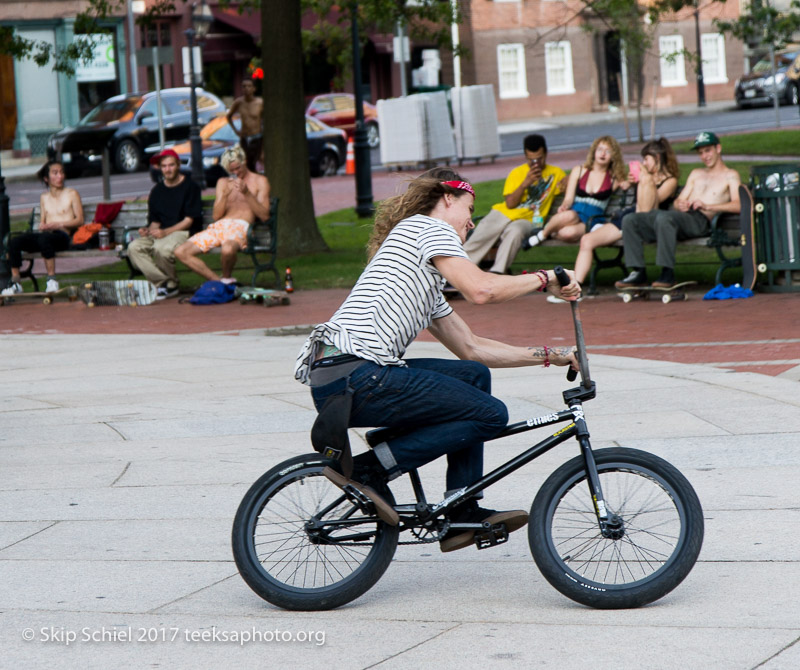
[188,280,237,304]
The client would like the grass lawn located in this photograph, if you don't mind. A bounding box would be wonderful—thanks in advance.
[671,129,800,156]
[8,134,792,293]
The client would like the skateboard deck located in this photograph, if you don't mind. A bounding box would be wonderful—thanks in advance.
[618,280,698,304]
[235,286,290,307]
[739,184,756,290]
[0,286,79,306]
[80,280,157,307]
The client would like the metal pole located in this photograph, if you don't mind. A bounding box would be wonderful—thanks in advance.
[694,4,706,107]
[127,0,139,92]
[450,0,461,88]
[153,47,165,150]
[350,4,373,218]
[0,153,10,286]
[102,147,111,201]
[396,21,407,97]
[185,29,205,189]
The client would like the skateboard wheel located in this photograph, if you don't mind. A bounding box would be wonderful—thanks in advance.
[755,203,764,213]
[757,263,767,273]
[87,302,96,308]
[239,297,248,305]
[43,297,52,305]
[622,292,633,303]
[662,294,671,304]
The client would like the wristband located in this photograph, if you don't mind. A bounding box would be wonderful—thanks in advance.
[543,345,550,368]
[534,269,548,292]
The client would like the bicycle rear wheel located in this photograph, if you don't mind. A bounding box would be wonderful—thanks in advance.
[232,453,399,611]
[529,447,704,609]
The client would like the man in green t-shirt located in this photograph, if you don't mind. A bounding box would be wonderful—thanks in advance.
[464,134,566,274]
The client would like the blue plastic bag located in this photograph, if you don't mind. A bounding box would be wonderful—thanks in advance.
[702,283,754,300]
[188,280,237,305]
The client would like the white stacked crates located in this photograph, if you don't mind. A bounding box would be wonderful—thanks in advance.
[451,85,501,163]
[377,91,456,168]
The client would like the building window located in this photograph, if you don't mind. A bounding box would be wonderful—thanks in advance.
[659,34,687,87]
[544,41,575,95]
[497,43,528,99]
[701,33,727,84]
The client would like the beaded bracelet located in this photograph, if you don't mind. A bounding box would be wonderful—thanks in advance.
[543,345,550,367]
[534,269,549,292]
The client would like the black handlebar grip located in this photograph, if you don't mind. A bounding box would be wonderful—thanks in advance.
[553,266,579,382]
[553,265,570,287]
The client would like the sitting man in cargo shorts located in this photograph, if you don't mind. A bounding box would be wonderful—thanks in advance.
[175,145,270,284]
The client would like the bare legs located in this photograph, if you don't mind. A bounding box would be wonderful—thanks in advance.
[573,223,622,283]
[527,209,585,247]
[175,240,241,282]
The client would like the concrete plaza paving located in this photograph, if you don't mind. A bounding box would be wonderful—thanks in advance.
[2,329,799,669]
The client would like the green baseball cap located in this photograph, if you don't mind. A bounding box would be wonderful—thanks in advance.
[692,131,720,150]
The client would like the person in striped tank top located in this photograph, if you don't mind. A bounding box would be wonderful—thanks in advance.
[294,169,581,552]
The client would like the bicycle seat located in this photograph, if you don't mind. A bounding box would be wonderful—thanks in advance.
[365,426,415,447]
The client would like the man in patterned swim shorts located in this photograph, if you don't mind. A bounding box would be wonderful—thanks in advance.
[175,145,270,284]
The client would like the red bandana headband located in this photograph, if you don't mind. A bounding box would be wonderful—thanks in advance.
[441,180,475,198]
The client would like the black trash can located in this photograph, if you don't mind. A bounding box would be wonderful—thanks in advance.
[751,163,800,292]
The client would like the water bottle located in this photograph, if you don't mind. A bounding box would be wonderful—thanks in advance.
[532,203,543,229]
[98,228,111,250]
[284,267,294,293]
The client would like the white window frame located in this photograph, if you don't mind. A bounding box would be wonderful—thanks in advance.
[544,41,575,95]
[659,34,687,87]
[701,33,728,84]
[497,43,528,99]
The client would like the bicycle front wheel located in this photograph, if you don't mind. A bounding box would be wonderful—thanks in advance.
[529,447,704,609]
[232,454,399,611]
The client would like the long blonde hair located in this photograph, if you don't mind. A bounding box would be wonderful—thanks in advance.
[583,135,627,184]
[367,169,467,260]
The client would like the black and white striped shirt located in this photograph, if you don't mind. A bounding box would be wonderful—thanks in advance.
[294,215,468,384]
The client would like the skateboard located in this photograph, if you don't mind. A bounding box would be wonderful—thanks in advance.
[618,281,698,304]
[79,280,157,307]
[0,286,79,306]
[235,286,290,307]
[739,184,756,290]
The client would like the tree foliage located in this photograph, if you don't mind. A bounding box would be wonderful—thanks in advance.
[712,0,800,51]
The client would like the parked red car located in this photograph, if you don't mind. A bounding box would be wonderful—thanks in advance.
[306,93,380,148]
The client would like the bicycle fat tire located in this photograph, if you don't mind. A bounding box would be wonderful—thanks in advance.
[528,447,704,609]
[232,453,399,611]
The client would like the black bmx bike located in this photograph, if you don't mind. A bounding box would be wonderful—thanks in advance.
[232,268,704,611]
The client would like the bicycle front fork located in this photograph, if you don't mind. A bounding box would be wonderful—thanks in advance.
[572,402,624,539]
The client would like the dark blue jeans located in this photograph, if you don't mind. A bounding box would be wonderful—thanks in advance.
[310,358,509,491]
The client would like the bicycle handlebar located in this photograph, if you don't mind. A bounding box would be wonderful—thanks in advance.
[553,266,591,387]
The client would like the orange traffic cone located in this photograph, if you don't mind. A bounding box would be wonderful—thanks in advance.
[345,137,355,175]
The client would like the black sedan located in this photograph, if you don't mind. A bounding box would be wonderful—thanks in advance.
[47,88,227,175]
[148,115,347,186]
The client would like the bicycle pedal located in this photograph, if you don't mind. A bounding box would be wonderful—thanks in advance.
[474,523,509,550]
[342,483,374,514]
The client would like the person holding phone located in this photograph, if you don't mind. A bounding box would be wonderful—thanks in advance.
[462,134,566,275]
[571,137,680,288]
[523,135,628,251]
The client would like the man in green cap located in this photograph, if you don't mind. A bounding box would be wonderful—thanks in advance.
[615,131,741,288]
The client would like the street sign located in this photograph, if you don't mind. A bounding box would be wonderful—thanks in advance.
[135,46,174,66]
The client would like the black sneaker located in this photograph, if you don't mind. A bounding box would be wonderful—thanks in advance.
[614,269,648,289]
[440,500,528,553]
[521,227,544,251]
[652,268,676,288]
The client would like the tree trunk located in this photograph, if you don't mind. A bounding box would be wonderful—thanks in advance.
[261,0,328,255]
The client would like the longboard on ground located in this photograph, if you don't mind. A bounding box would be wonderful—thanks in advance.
[618,280,698,304]
[0,285,79,306]
[80,280,157,307]
[236,286,291,307]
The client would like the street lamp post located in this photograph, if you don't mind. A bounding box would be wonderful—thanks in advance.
[184,0,213,188]
[694,3,706,108]
[350,4,374,218]
[0,154,10,287]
